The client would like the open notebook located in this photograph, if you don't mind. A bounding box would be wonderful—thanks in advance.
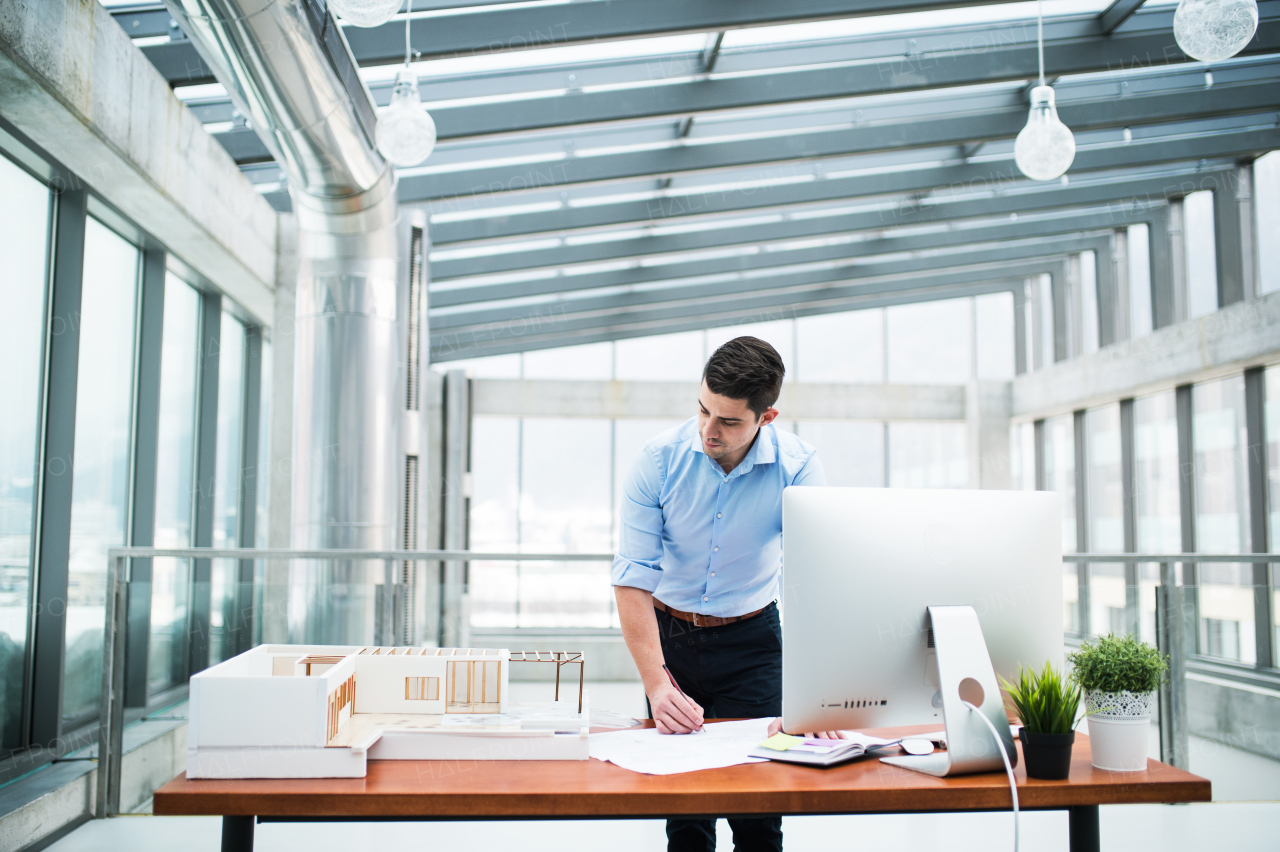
[749,731,943,768]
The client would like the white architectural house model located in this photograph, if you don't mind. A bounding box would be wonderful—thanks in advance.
[188,645,589,779]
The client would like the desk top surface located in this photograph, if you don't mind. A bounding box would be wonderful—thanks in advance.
[154,723,1211,818]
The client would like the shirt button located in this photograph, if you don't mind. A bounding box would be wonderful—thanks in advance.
[703,596,709,602]
[711,572,716,577]
[714,546,719,552]
[717,513,722,518]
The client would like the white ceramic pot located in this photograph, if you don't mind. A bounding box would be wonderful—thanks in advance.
[1085,690,1155,772]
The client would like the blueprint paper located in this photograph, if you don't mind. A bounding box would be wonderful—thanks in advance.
[589,718,772,775]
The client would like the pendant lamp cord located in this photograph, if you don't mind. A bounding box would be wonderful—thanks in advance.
[1037,0,1045,87]
[404,0,413,68]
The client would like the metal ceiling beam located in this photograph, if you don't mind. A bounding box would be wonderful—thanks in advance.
[406,15,1280,140]
[430,233,1109,332]
[179,4,1261,122]
[131,0,1031,85]
[405,72,1280,201]
[424,124,1280,243]
[429,257,1070,361]
[196,10,1279,148]
[427,166,1232,282]
[1099,0,1149,34]
[430,206,1156,308]
[433,279,1026,361]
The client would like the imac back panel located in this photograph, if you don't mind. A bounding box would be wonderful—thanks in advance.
[781,487,1062,734]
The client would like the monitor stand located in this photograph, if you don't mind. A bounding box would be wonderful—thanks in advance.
[880,605,1018,777]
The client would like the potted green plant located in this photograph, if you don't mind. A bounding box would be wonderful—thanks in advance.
[1068,634,1168,771]
[1001,662,1082,780]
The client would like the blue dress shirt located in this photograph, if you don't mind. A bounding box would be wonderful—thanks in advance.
[612,417,825,617]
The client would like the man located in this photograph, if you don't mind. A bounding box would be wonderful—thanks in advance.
[611,336,824,852]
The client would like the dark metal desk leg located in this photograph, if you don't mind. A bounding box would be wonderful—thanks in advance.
[221,815,254,852]
[1068,806,1100,852]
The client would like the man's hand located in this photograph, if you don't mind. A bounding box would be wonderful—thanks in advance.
[767,718,847,739]
[650,682,705,734]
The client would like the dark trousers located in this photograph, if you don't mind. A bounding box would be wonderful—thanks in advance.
[652,602,783,852]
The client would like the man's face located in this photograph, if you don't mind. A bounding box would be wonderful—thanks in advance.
[696,381,777,461]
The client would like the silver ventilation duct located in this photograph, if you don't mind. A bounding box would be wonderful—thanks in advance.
[166,0,404,643]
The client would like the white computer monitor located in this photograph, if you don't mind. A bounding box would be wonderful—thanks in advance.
[781,486,1062,740]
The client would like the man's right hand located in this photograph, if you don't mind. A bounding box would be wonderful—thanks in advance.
[650,682,705,734]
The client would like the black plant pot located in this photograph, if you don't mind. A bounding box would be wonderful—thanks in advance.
[1019,729,1075,780]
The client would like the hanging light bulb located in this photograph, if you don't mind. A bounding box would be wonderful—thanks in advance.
[1014,0,1075,181]
[1014,86,1076,181]
[376,68,437,166]
[327,0,403,28]
[1173,0,1259,62]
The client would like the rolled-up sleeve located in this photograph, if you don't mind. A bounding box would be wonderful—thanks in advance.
[791,451,827,487]
[611,447,665,591]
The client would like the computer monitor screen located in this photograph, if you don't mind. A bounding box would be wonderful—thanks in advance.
[781,486,1062,735]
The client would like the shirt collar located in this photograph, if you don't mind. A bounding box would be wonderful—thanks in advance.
[698,424,775,479]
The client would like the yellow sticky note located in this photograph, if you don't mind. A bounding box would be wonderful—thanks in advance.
[758,732,801,751]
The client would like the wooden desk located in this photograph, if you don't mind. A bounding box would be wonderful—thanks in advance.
[154,723,1210,852]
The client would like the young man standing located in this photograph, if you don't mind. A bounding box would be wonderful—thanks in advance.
[612,336,825,852]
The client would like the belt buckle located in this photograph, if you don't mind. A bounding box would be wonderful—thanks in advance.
[692,612,704,627]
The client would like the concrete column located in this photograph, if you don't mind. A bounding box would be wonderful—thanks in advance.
[1169,198,1189,325]
[966,381,1013,490]
[263,214,297,643]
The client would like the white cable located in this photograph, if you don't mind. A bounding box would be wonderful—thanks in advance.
[404,0,412,67]
[961,700,1019,852]
[1037,0,1045,87]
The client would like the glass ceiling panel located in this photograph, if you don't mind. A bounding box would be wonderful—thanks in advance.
[720,0,1112,48]
[361,33,709,83]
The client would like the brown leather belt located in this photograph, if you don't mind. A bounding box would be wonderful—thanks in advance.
[654,598,767,628]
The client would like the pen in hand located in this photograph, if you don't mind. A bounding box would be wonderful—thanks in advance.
[662,664,705,732]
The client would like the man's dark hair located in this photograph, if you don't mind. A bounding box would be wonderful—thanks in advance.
[702,336,785,417]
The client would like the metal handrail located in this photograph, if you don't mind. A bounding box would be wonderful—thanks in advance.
[94,548,1280,817]
[1062,553,1280,562]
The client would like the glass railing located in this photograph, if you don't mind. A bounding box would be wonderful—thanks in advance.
[93,546,614,816]
[91,548,1280,816]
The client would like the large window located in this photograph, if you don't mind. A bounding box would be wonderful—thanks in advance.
[886,298,973,384]
[0,154,51,752]
[451,299,1017,626]
[149,275,201,695]
[1009,422,1035,491]
[1043,414,1078,632]
[887,422,967,488]
[469,417,521,627]
[1192,376,1254,663]
[1086,405,1125,636]
[63,218,139,726]
[469,416,614,628]
[1256,152,1280,296]
[1183,191,1219,320]
[795,422,884,487]
[1127,223,1153,338]
[794,311,884,383]
[1133,390,1182,644]
[518,418,612,627]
